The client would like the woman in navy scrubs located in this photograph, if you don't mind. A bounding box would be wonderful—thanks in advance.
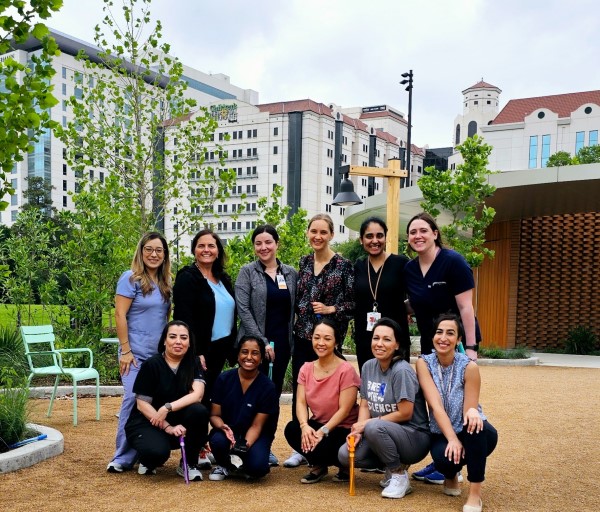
[403,213,480,360]
[207,336,279,481]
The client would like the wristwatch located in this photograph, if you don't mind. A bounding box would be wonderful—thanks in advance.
[164,402,173,412]
[319,426,330,437]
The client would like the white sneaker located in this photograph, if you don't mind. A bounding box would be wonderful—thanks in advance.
[177,462,203,481]
[106,461,124,473]
[379,468,392,488]
[198,448,212,470]
[458,470,464,483]
[283,450,308,468]
[138,463,156,475]
[209,465,229,481]
[381,472,412,499]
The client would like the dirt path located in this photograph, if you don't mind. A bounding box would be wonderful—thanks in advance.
[1,366,598,512]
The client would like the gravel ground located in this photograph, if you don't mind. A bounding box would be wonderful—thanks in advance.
[1,365,598,512]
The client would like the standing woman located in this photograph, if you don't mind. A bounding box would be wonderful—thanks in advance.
[284,213,355,468]
[107,232,171,474]
[416,314,498,512]
[354,217,411,372]
[404,212,480,360]
[235,224,297,466]
[235,224,297,398]
[173,228,236,405]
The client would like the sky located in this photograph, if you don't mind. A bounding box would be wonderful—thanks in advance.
[47,0,600,148]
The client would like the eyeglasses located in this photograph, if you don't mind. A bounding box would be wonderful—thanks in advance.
[143,246,164,255]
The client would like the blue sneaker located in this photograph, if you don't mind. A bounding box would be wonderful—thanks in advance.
[412,462,437,481]
[423,470,445,484]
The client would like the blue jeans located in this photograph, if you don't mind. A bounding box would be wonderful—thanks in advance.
[430,420,498,483]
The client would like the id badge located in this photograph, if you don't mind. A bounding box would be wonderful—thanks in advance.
[366,311,381,331]
[276,274,287,290]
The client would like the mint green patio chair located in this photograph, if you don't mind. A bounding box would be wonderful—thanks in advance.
[21,325,100,426]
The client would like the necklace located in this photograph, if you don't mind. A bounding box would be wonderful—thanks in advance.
[195,261,211,280]
[315,359,338,374]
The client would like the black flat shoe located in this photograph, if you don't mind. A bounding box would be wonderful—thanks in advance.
[301,467,328,484]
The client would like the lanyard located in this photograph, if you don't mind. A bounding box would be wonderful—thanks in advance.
[367,255,387,310]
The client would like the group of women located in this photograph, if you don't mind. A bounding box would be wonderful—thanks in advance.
[105,211,497,512]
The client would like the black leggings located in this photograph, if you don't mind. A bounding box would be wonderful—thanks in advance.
[126,403,209,469]
[284,419,349,469]
[430,420,498,483]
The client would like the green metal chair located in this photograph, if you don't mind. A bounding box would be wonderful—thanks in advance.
[20,325,100,426]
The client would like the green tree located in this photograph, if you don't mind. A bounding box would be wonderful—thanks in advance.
[418,135,496,267]
[546,151,576,167]
[55,0,234,237]
[225,186,310,280]
[21,176,55,215]
[576,144,600,164]
[0,208,62,325]
[0,0,62,210]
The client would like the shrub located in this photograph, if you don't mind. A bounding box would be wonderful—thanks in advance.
[563,326,599,355]
[479,345,530,359]
[0,367,29,452]
[0,326,28,383]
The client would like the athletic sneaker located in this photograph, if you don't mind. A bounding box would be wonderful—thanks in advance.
[106,461,125,473]
[379,468,392,488]
[332,470,349,482]
[209,466,229,481]
[283,450,308,468]
[198,448,212,470]
[138,463,156,475]
[268,450,279,467]
[381,472,413,499]
[177,461,203,481]
[412,462,437,480]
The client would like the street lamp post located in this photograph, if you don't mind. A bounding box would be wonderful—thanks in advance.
[332,158,407,253]
[400,70,413,187]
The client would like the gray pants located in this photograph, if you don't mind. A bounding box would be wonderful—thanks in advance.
[338,419,430,470]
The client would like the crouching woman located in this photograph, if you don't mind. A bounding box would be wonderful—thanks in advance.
[207,336,279,481]
[125,320,209,481]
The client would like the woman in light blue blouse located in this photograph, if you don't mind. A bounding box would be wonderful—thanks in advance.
[416,314,498,512]
[107,232,172,474]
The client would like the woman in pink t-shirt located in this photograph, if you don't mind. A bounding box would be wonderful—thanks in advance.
[284,318,360,484]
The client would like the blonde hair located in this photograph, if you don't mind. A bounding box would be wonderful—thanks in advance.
[308,213,334,234]
[130,232,172,302]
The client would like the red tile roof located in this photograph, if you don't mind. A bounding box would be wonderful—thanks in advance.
[360,110,408,125]
[462,80,501,93]
[257,99,334,117]
[492,90,600,125]
[340,113,369,133]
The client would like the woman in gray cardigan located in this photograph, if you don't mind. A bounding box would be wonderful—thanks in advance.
[235,224,297,466]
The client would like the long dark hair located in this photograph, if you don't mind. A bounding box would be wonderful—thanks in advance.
[359,216,388,238]
[191,228,228,280]
[157,320,197,391]
[372,317,406,366]
[313,317,346,360]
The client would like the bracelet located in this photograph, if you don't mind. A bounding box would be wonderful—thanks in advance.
[121,350,132,355]
[163,424,170,431]
[299,422,308,428]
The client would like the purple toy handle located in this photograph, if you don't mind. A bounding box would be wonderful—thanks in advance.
[180,435,189,484]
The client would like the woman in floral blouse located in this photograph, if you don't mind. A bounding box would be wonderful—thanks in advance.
[284,213,355,468]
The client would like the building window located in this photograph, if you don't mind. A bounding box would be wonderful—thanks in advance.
[63,164,67,175]
[326,185,332,194]
[252,148,257,156]
[62,67,67,79]
[575,131,585,153]
[589,130,598,146]
[99,172,104,183]
[247,148,251,157]
[11,210,18,222]
[11,194,17,206]
[252,166,257,175]
[541,135,551,167]
[474,100,478,105]
[274,127,279,136]
[63,196,67,207]
[467,120,477,138]
[62,116,67,127]
[253,129,257,138]
[339,225,345,234]
[63,180,67,191]
[325,204,331,213]
[273,164,277,173]
[529,136,538,169]
[273,146,278,155]
[455,124,461,145]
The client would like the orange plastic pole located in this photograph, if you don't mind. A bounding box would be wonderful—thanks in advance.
[348,435,356,496]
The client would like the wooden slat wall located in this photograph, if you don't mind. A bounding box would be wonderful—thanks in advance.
[477,221,513,348]
[516,212,600,349]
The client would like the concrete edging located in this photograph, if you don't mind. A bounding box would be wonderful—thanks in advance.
[0,423,64,474]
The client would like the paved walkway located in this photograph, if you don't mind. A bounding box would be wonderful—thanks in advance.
[530,352,600,368]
